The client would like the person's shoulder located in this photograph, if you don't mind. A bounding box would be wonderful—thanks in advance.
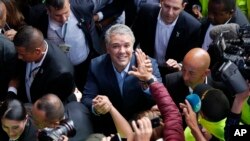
[179,11,201,26]
[165,71,182,80]
[232,7,249,26]
[91,54,109,64]
[139,3,160,16]
[0,35,16,53]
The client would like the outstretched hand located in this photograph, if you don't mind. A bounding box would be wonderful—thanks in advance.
[128,48,153,81]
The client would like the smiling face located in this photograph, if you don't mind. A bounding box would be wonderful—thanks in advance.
[160,0,185,24]
[106,34,134,72]
[1,118,27,140]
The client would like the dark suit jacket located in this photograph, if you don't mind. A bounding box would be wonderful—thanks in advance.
[0,34,18,101]
[18,41,75,103]
[82,53,162,134]
[64,102,93,141]
[29,0,104,55]
[99,0,160,26]
[132,3,201,65]
[165,71,234,109]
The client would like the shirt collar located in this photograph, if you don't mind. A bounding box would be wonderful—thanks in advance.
[112,62,131,78]
[188,76,208,93]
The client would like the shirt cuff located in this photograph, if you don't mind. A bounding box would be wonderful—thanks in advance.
[8,86,17,95]
[97,12,104,21]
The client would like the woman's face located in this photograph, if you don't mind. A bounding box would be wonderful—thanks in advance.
[1,117,27,140]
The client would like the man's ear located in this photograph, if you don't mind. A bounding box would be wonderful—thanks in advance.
[182,1,188,9]
[204,69,211,77]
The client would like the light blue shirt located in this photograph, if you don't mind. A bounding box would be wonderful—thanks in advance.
[155,10,178,66]
[112,63,130,95]
[47,10,89,65]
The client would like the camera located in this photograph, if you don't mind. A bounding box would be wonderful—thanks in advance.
[38,119,76,141]
[209,24,250,81]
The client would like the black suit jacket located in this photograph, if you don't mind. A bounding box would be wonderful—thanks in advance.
[18,41,75,103]
[132,3,201,64]
[165,71,234,108]
[29,0,104,55]
[0,34,18,101]
[64,102,93,141]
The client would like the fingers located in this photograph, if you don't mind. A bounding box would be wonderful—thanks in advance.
[93,95,112,114]
[4,29,17,41]
[132,117,153,141]
[166,59,181,71]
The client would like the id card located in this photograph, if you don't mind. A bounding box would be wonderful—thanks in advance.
[58,43,71,53]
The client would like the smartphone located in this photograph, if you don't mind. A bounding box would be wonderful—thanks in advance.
[151,117,161,128]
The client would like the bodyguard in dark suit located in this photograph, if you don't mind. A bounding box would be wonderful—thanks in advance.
[82,24,162,135]
[165,48,233,132]
[132,0,201,76]
[165,48,234,109]
[13,26,75,103]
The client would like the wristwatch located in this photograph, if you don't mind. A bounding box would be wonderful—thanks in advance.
[146,76,157,85]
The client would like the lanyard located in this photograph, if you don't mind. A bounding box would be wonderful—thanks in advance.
[55,23,68,41]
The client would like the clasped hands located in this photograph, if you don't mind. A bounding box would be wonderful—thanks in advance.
[93,95,113,115]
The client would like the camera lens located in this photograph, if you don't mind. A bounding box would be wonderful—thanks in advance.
[38,119,76,141]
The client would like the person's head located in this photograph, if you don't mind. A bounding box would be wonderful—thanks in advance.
[45,0,70,26]
[13,25,46,62]
[182,48,211,89]
[32,94,65,129]
[160,0,186,24]
[105,24,135,72]
[208,0,235,25]
[194,84,230,122]
[2,0,25,29]
[0,99,28,140]
[0,0,7,28]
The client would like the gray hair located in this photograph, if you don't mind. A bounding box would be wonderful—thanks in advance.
[105,24,135,46]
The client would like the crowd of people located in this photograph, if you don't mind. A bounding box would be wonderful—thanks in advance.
[0,0,250,141]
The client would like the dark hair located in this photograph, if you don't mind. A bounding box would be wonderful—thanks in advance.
[0,99,27,121]
[13,25,44,51]
[45,0,65,10]
[194,84,230,122]
[35,94,65,122]
[209,0,236,12]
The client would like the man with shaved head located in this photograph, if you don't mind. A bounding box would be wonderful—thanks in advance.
[165,48,233,112]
